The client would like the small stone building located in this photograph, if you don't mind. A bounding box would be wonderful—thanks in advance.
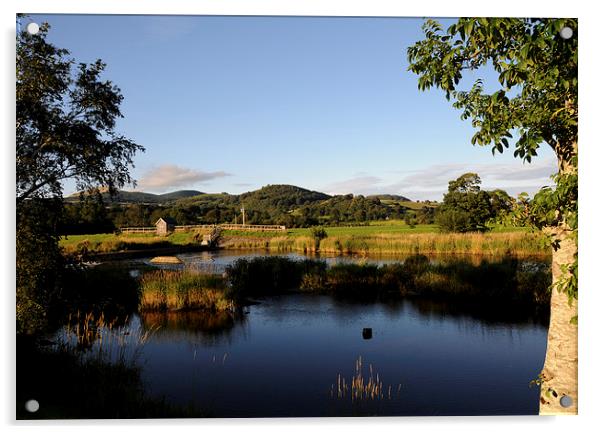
[155,217,177,235]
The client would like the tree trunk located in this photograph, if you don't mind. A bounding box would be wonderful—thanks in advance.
[539,232,578,415]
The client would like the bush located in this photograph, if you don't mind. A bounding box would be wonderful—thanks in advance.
[226,256,327,298]
[309,226,328,250]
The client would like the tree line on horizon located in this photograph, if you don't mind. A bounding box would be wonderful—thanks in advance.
[59,176,514,233]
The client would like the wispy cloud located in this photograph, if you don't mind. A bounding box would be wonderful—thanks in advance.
[143,16,197,42]
[136,164,231,192]
[322,158,557,200]
[323,176,383,195]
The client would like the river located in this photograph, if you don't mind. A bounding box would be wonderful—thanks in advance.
[105,250,549,416]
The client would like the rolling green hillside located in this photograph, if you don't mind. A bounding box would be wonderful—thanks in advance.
[61,184,437,232]
[66,189,204,204]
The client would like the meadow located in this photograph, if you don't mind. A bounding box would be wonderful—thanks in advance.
[59,221,548,257]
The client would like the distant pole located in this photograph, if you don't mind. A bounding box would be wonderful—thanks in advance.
[241,206,246,226]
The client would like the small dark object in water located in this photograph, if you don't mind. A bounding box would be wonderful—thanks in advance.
[362,328,372,339]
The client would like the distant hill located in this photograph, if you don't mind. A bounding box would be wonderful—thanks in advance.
[66,189,203,204]
[158,190,205,201]
[367,194,412,202]
[62,184,428,229]
[66,186,419,207]
[238,184,330,210]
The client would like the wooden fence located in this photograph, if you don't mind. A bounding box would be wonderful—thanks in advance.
[210,224,286,232]
[120,227,156,234]
[119,223,286,234]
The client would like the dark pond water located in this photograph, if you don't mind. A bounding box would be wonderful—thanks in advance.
[126,293,547,417]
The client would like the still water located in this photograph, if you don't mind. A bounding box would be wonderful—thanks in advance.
[129,293,547,417]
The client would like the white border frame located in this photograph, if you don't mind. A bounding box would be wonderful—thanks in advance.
[2,1,600,433]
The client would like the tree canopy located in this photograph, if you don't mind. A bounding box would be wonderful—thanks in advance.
[16,21,142,333]
[17,22,144,204]
[408,18,578,414]
[408,17,577,297]
[407,18,577,164]
[436,172,503,232]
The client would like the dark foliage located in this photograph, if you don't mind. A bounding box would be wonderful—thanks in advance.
[16,22,142,334]
[436,173,511,232]
[224,255,550,305]
[17,336,210,419]
[225,256,328,298]
[16,199,65,333]
[61,184,429,231]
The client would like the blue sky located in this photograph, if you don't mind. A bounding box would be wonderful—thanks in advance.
[28,14,557,200]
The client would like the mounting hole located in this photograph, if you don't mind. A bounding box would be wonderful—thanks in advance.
[26,22,40,35]
[559,27,573,40]
[24,399,39,413]
[559,395,573,408]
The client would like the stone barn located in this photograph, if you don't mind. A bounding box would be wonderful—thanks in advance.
[155,217,177,235]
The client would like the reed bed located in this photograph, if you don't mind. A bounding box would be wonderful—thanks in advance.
[61,311,158,366]
[220,231,549,256]
[62,236,172,255]
[331,356,400,401]
[139,268,232,312]
[226,256,327,298]
[317,232,547,256]
[18,313,211,419]
[61,228,549,257]
[60,232,202,255]
[225,255,551,305]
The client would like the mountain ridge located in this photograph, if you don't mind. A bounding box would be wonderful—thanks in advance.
[66,184,414,205]
[65,189,204,204]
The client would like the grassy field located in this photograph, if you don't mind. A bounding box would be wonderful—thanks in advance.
[60,221,547,257]
[60,232,200,255]
[289,221,437,236]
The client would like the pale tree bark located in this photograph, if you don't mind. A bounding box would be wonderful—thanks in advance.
[539,231,578,415]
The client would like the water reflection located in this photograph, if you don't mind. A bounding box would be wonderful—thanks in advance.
[140,310,246,346]
[132,294,547,417]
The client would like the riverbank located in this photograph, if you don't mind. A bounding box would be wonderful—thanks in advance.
[20,253,550,418]
[137,255,551,311]
[221,231,549,257]
[60,224,551,259]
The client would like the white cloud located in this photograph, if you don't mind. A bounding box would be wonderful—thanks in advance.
[321,157,557,201]
[136,164,231,192]
[323,176,383,195]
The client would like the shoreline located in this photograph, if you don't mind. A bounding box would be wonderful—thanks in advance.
[63,229,552,261]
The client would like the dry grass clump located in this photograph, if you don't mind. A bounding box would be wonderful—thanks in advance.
[220,231,548,256]
[318,232,548,256]
[61,311,158,365]
[331,356,401,401]
[139,268,232,312]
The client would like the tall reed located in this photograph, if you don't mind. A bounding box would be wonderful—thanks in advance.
[225,255,551,305]
[332,356,400,401]
[139,268,232,312]
[61,311,158,366]
[220,231,549,256]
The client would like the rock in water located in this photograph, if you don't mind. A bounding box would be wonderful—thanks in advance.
[150,256,183,264]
